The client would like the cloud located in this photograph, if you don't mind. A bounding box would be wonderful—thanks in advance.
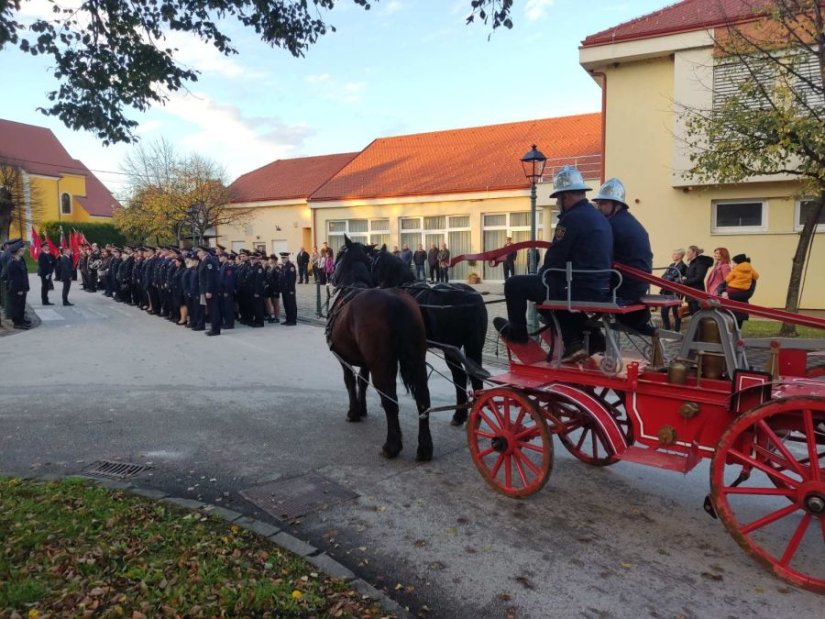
[382,1,404,14]
[304,74,368,105]
[525,0,554,21]
[135,120,164,135]
[164,31,262,79]
[305,73,332,84]
[160,91,315,180]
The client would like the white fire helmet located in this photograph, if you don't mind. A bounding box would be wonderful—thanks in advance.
[593,178,627,207]
[549,165,592,197]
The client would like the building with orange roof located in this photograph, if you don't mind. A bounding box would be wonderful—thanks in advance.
[0,119,120,239]
[580,0,824,309]
[219,114,601,282]
[221,152,358,255]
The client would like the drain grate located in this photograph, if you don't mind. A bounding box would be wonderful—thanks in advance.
[240,472,358,521]
[82,460,148,480]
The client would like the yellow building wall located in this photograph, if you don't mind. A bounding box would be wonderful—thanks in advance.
[9,173,95,240]
[217,202,313,254]
[602,58,825,309]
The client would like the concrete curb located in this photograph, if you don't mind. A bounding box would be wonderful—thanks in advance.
[26,474,411,619]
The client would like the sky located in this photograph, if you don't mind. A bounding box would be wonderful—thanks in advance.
[2,0,674,199]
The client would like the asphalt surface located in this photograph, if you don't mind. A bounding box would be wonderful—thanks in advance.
[1,276,823,618]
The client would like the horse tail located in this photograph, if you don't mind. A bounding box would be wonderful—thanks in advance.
[391,296,429,406]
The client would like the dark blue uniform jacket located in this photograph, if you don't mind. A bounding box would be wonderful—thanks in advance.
[608,208,652,302]
[541,199,612,301]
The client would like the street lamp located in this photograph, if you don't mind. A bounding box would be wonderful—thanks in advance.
[520,144,547,275]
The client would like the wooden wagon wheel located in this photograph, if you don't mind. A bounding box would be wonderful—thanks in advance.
[710,396,825,593]
[549,398,620,467]
[467,387,553,498]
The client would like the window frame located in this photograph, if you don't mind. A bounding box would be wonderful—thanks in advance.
[794,198,825,233]
[711,199,768,234]
[60,192,72,215]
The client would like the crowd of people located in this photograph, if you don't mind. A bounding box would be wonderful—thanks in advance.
[493,165,760,364]
[388,242,452,283]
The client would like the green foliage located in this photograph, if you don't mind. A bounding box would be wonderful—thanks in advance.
[0,477,388,617]
[39,221,126,248]
[0,1,513,144]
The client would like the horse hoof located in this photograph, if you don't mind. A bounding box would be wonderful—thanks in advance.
[415,449,433,462]
[382,444,402,459]
[449,417,466,427]
[346,414,362,423]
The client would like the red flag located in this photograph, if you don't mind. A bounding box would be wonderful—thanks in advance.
[29,225,41,260]
[59,226,67,251]
[44,233,59,256]
[70,231,80,267]
[80,231,89,245]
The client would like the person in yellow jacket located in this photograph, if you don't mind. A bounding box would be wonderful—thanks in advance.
[721,253,759,327]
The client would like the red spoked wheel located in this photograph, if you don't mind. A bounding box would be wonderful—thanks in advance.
[589,386,633,444]
[550,399,619,467]
[710,397,825,593]
[467,388,552,498]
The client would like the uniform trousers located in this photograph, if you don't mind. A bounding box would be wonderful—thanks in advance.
[222,293,235,328]
[10,290,26,324]
[61,278,71,304]
[283,290,297,324]
[207,295,222,334]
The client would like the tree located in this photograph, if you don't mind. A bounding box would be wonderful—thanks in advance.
[1,1,515,145]
[681,0,825,334]
[115,139,250,246]
[0,162,45,243]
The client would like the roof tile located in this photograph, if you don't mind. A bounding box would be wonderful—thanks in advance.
[0,118,119,217]
[581,0,771,48]
[310,114,601,202]
[229,152,359,203]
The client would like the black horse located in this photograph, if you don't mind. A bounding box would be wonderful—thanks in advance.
[371,246,488,426]
[327,237,434,461]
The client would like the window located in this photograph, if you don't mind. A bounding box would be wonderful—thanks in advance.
[60,192,71,215]
[794,199,825,233]
[712,200,767,233]
[481,211,545,280]
[231,241,245,253]
[327,219,392,253]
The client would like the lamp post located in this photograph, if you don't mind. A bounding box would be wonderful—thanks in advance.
[520,145,547,337]
[520,144,547,274]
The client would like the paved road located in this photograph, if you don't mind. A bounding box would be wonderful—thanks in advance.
[1,276,822,618]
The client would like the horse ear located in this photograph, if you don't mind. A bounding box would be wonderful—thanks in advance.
[381,244,387,252]
[344,235,352,247]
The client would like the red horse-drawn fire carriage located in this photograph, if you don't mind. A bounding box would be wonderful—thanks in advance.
[451,241,825,593]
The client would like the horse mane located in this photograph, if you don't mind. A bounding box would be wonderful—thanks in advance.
[372,247,415,288]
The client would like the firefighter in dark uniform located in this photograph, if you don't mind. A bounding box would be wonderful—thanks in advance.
[197,246,221,336]
[117,246,134,304]
[592,178,655,336]
[6,239,31,329]
[281,251,298,325]
[56,247,74,305]
[188,252,204,330]
[249,252,267,327]
[143,247,158,313]
[219,252,237,329]
[236,251,252,325]
[37,243,56,305]
[494,165,613,363]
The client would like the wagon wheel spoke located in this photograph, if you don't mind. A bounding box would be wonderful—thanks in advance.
[477,446,497,459]
[803,409,823,482]
[504,455,512,489]
[575,428,591,452]
[474,430,497,440]
[820,515,825,543]
[727,447,801,490]
[756,419,807,478]
[521,442,547,454]
[779,513,812,567]
[490,452,506,479]
[479,408,502,434]
[513,407,527,432]
[513,449,542,477]
[740,503,800,535]
[514,426,541,442]
[590,427,599,457]
[512,452,530,487]
[492,399,507,430]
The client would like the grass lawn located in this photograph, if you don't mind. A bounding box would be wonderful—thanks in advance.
[0,478,391,618]
[741,320,825,339]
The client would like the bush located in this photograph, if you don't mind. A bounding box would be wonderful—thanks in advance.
[39,221,126,248]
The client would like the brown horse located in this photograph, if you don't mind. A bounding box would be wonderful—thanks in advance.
[327,236,433,461]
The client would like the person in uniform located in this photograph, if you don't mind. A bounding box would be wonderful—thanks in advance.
[236,251,252,325]
[592,177,655,336]
[265,254,280,323]
[296,247,310,284]
[494,165,613,363]
[249,252,266,327]
[281,251,298,325]
[6,239,31,328]
[37,243,56,305]
[188,252,204,330]
[219,252,237,329]
[503,236,517,281]
[55,246,74,305]
[197,245,221,336]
